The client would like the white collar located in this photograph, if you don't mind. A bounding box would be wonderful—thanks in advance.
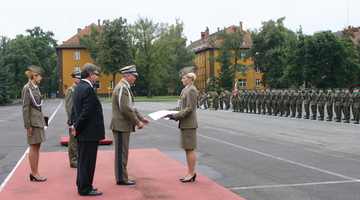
[122,79,130,88]
[82,79,93,86]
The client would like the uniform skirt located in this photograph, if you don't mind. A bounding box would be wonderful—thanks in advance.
[179,129,197,149]
[27,127,46,144]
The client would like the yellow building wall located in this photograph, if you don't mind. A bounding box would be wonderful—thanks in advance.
[194,49,264,91]
[61,49,121,96]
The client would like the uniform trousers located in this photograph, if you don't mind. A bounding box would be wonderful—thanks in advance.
[296,103,302,116]
[343,105,350,119]
[113,131,130,182]
[318,105,325,117]
[334,104,342,118]
[68,129,78,166]
[311,104,317,116]
[326,103,333,118]
[77,140,98,195]
[304,103,310,116]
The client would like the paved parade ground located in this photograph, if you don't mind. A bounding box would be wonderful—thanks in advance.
[1,98,360,200]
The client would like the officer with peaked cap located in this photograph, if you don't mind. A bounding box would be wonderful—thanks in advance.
[65,71,81,168]
[110,65,150,185]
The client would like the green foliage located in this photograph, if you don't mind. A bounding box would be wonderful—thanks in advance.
[97,17,130,83]
[78,25,101,62]
[130,17,177,97]
[250,17,295,88]
[0,66,12,104]
[209,26,246,91]
[3,36,36,99]
[25,27,58,97]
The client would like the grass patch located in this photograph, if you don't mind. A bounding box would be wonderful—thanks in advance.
[101,96,179,102]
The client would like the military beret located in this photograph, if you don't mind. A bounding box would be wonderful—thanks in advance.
[27,65,44,75]
[179,66,196,77]
[119,65,138,75]
[71,71,81,78]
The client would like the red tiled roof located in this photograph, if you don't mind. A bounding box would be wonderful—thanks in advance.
[186,25,253,52]
[56,23,102,49]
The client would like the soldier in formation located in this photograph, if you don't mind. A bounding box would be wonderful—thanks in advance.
[197,87,360,124]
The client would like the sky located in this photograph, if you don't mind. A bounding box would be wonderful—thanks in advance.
[1,0,359,46]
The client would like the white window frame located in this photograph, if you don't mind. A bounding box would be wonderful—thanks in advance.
[74,66,80,72]
[256,79,261,87]
[239,79,247,87]
[74,51,80,60]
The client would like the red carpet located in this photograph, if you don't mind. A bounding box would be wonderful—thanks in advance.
[0,149,245,200]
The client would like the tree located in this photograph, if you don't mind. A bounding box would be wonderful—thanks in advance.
[97,17,130,84]
[0,36,12,104]
[209,26,245,90]
[249,17,294,88]
[25,27,58,96]
[129,16,176,97]
[165,19,194,94]
[302,31,359,88]
[3,36,36,99]
[78,25,101,62]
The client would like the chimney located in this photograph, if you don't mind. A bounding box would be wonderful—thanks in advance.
[98,19,101,27]
[201,32,205,41]
[239,21,243,31]
[205,27,209,39]
[77,28,81,33]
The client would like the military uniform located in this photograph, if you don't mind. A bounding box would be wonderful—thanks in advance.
[333,89,342,122]
[352,88,360,124]
[342,89,351,123]
[289,89,296,118]
[317,89,326,121]
[325,89,334,121]
[303,89,311,119]
[65,71,81,168]
[310,89,318,120]
[295,89,303,118]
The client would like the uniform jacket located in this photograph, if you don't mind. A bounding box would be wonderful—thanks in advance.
[65,84,76,126]
[71,80,105,142]
[172,83,198,129]
[22,82,46,129]
[109,79,143,133]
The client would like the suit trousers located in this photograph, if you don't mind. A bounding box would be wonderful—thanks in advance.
[113,131,130,182]
[68,129,78,166]
[77,140,98,195]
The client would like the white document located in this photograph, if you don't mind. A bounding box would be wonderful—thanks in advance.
[148,110,179,120]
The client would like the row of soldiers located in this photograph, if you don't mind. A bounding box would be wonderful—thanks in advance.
[197,88,360,124]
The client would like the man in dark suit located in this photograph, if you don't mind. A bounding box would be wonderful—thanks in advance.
[70,63,105,196]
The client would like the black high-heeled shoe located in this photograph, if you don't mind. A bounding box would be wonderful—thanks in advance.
[29,174,47,182]
[180,173,196,183]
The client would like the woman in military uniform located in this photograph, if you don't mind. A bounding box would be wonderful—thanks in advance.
[168,66,198,183]
[21,65,47,182]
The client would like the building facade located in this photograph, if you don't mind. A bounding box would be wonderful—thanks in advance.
[186,22,264,91]
[56,20,120,98]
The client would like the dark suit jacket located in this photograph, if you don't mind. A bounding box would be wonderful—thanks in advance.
[72,80,105,142]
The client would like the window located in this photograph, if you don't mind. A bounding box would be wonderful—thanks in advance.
[94,81,100,89]
[74,66,80,72]
[238,79,247,87]
[256,79,261,87]
[74,51,80,60]
[255,67,260,73]
[237,52,246,60]
[110,81,114,89]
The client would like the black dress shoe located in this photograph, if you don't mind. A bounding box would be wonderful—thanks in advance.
[92,188,98,191]
[181,173,197,183]
[29,174,47,182]
[79,191,103,196]
[117,180,136,185]
[70,164,78,168]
